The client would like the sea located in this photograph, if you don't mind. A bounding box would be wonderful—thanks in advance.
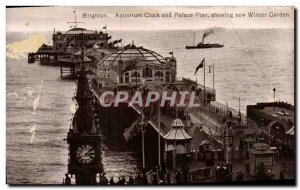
[6,29,294,184]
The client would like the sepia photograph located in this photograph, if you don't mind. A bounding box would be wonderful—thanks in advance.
[6,6,295,185]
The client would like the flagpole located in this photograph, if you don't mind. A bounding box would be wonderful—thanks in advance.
[74,11,77,28]
[213,62,215,90]
[196,72,198,86]
[158,99,161,171]
[203,58,206,107]
[141,112,145,170]
[135,59,138,89]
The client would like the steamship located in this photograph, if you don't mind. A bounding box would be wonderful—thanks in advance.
[185,32,224,49]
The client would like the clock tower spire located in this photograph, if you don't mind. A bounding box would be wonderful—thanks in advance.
[66,66,102,185]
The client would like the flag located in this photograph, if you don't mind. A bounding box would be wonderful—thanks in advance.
[169,52,173,55]
[123,119,141,141]
[124,44,131,48]
[194,58,205,75]
[103,26,107,29]
[112,40,118,44]
[112,39,122,44]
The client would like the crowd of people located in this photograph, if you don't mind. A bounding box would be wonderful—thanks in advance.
[64,165,192,185]
[98,173,149,185]
[215,164,233,182]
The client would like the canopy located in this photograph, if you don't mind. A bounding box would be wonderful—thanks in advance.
[164,118,192,140]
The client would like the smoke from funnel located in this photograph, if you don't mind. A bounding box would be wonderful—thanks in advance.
[202,29,214,43]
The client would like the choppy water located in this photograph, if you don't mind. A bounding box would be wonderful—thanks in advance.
[6,29,294,184]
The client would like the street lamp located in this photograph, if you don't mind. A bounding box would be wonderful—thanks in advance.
[273,87,276,111]
[138,112,146,170]
[223,120,233,164]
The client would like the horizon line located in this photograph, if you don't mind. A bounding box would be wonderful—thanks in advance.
[6,27,294,33]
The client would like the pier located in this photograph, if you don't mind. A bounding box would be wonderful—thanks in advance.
[28,26,119,78]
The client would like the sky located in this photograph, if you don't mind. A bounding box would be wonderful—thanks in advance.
[6,6,294,31]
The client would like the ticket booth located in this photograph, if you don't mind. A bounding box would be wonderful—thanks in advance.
[199,139,214,166]
[248,143,276,176]
[164,118,192,170]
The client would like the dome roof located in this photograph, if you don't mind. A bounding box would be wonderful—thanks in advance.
[98,44,167,67]
[164,118,192,140]
[65,27,96,34]
[171,118,184,128]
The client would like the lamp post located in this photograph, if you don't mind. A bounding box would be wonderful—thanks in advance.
[273,87,276,111]
[139,112,146,170]
[223,120,232,164]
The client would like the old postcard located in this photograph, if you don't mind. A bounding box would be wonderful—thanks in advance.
[6,6,295,185]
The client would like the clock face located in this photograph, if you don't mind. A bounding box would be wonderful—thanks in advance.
[76,144,96,164]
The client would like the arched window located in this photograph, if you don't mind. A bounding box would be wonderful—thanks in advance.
[119,76,124,84]
[124,72,130,83]
[131,71,141,82]
[155,71,164,78]
[155,71,164,82]
[143,66,153,78]
[131,71,140,78]
[165,71,170,82]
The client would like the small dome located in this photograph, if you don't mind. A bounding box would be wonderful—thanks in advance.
[171,118,184,128]
[65,27,96,34]
[164,118,192,141]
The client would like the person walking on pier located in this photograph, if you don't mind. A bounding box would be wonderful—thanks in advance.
[128,175,135,185]
[142,173,148,184]
[109,177,115,185]
[279,170,285,180]
[175,169,183,184]
[99,173,108,185]
[64,174,71,185]
[120,176,126,185]
[135,173,143,184]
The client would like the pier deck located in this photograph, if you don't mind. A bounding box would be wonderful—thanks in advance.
[89,76,259,152]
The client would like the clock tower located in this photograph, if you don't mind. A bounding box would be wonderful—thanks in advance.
[67,67,102,185]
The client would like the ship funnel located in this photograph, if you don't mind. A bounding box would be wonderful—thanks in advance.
[202,29,214,44]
